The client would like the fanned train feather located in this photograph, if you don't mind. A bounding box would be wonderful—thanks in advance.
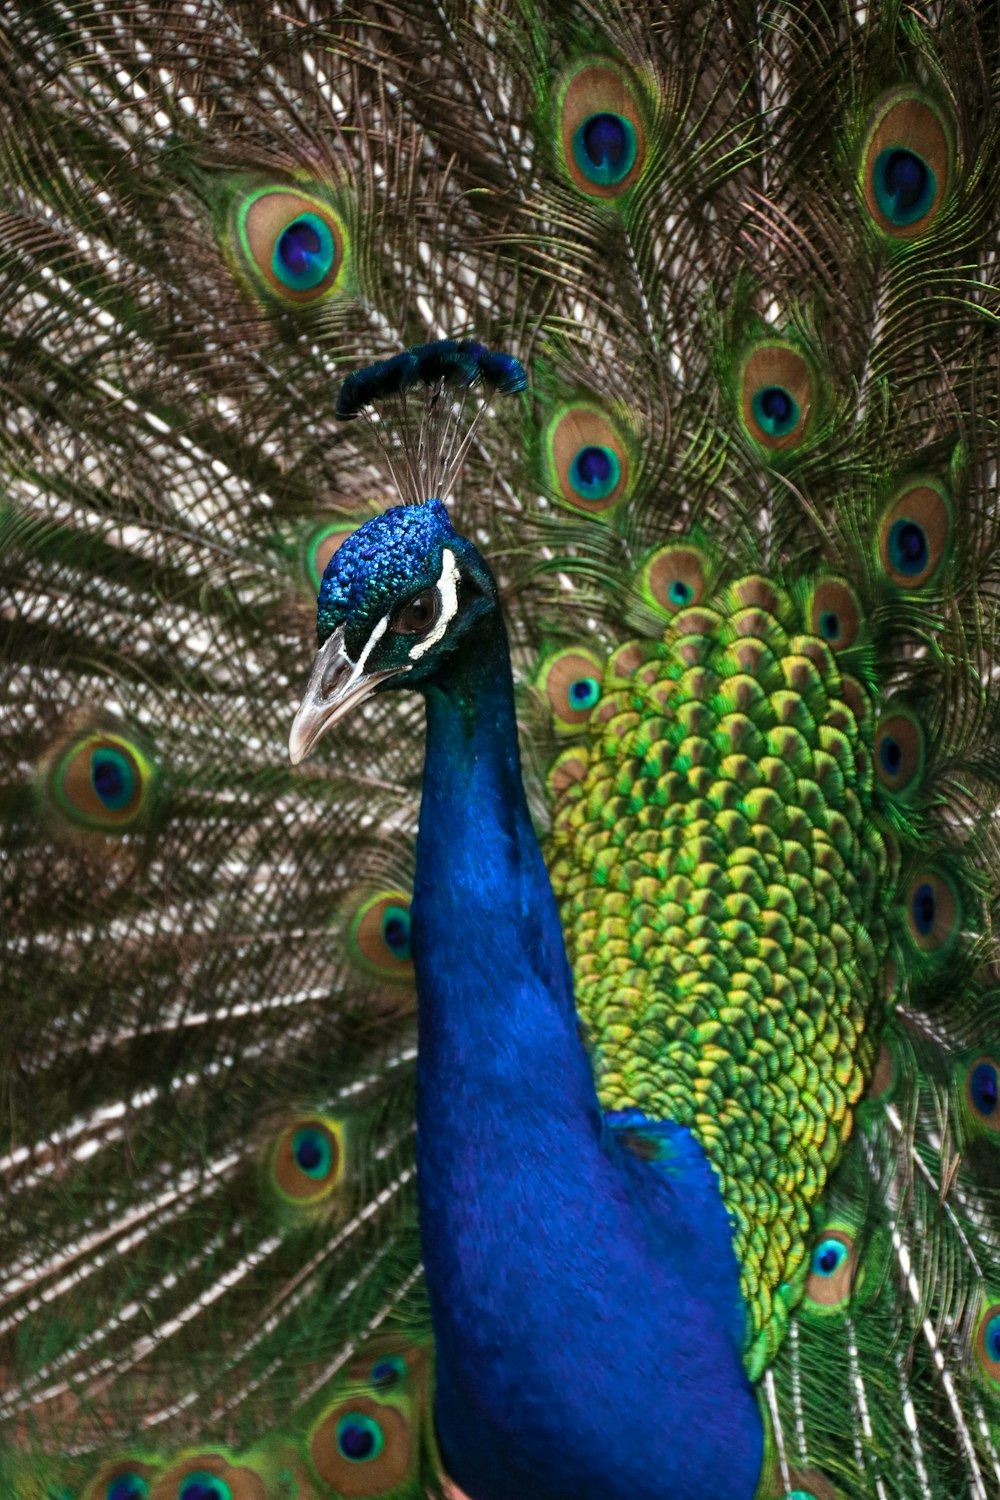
[2,3,1000,1498]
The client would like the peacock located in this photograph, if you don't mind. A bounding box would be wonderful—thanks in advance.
[3,1,1000,1497]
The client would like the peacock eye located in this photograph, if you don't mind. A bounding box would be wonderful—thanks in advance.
[391,588,440,636]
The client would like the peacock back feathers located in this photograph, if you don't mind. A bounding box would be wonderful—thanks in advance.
[3,2,1000,1497]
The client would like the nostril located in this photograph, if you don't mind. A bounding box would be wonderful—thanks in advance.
[321,656,351,698]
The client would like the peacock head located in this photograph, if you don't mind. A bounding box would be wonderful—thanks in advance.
[288,339,525,765]
[288,498,497,764]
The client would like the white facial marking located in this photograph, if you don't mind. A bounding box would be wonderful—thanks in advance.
[409,548,460,660]
[354,612,389,676]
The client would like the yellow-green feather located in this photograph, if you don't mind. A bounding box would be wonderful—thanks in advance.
[549,580,893,1373]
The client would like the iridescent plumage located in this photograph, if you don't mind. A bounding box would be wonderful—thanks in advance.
[3,3,1000,1498]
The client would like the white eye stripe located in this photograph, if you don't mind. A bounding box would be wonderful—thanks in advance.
[408,548,460,660]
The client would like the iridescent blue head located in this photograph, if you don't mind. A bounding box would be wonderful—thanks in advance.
[289,499,497,763]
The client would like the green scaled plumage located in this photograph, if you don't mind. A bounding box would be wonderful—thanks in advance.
[3,3,1000,1499]
[548,572,892,1376]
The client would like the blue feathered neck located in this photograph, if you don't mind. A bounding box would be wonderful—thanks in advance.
[409,604,764,1500]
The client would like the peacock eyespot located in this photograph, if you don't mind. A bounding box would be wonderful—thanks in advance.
[568,675,601,711]
[739,344,815,451]
[808,580,860,653]
[913,882,935,932]
[292,1125,332,1177]
[347,890,415,981]
[234,186,349,306]
[89,1461,160,1500]
[274,212,336,290]
[380,905,411,960]
[44,729,155,834]
[569,444,621,502]
[873,148,934,225]
[311,1395,411,1492]
[804,1229,855,1309]
[878,480,951,587]
[336,1412,385,1462]
[144,1456,266,1500]
[751,384,799,438]
[538,648,606,732]
[780,1472,840,1500]
[986,1314,1000,1360]
[370,1354,406,1389]
[814,1240,847,1277]
[975,1303,1000,1384]
[93,746,135,808]
[860,90,953,239]
[874,709,923,796]
[545,405,630,514]
[905,870,958,953]
[967,1058,1000,1130]
[106,1477,150,1500]
[557,61,646,199]
[572,112,638,186]
[888,519,927,575]
[177,1474,231,1500]
[880,738,900,773]
[972,1062,999,1115]
[640,543,709,619]
[272,1116,344,1203]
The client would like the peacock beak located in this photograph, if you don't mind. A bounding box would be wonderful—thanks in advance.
[288,625,401,765]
